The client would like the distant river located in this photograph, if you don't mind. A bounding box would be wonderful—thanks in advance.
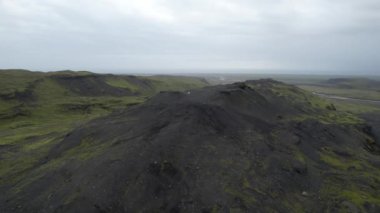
[313,92,380,105]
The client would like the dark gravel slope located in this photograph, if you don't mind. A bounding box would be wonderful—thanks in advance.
[2,80,380,213]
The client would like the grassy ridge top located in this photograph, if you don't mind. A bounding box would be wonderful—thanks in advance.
[0,68,209,123]
[0,69,208,97]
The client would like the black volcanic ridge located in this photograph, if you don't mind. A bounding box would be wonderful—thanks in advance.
[2,80,380,213]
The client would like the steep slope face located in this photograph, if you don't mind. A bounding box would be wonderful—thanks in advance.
[1,80,380,213]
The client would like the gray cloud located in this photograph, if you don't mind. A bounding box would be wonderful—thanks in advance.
[0,0,379,74]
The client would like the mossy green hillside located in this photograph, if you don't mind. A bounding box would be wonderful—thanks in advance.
[0,69,208,188]
[246,80,364,125]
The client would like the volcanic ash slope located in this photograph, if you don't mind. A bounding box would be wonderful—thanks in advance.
[3,80,380,213]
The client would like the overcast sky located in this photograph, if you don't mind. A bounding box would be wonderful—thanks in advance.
[0,0,379,74]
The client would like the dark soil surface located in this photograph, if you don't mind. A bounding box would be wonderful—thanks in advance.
[360,113,380,145]
[1,80,380,213]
